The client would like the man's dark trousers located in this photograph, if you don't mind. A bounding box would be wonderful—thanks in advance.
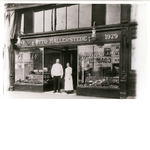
[54,76,61,92]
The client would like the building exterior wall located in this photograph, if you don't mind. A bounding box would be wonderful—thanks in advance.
[5,3,140,98]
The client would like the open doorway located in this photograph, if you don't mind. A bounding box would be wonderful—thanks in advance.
[62,50,77,89]
[43,47,77,92]
[43,48,62,91]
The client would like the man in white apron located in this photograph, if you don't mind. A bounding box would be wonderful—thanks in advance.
[51,59,63,93]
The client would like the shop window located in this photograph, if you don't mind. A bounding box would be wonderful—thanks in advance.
[79,4,92,28]
[92,4,106,26]
[34,11,43,33]
[67,5,78,29]
[106,4,120,25]
[78,43,120,88]
[56,7,66,30]
[15,48,44,84]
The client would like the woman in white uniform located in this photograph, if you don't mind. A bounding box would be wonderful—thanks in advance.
[64,63,73,94]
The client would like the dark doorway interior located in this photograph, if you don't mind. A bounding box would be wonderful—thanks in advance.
[43,47,77,91]
[62,50,77,89]
[43,48,62,91]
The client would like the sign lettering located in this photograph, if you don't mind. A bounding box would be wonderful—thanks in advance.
[20,31,121,47]
[31,36,89,46]
[105,33,118,40]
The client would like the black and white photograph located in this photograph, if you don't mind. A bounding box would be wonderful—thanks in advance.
[2,2,148,99]
[0,1,150,150]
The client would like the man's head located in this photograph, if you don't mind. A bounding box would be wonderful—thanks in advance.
[56,59,59,63]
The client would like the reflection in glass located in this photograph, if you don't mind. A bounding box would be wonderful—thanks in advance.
[78,43,120,88]
[15,48,43,84]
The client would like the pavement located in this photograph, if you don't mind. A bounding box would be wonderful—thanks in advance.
[2,90,136,99]
[3,90,103,99]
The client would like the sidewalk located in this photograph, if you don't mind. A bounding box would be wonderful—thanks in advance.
[3,90,136,99]
[3,91,103,99]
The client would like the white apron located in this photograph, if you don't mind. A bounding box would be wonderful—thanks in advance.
[64,67,73,91]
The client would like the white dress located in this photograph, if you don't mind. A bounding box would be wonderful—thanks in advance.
[64,67,73,91]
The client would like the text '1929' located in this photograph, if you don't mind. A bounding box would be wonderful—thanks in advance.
[105,33,118,40]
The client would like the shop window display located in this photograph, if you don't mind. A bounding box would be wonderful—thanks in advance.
[15,48,43,84]
[78,44,120,88]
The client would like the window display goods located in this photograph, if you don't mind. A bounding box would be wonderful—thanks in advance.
[78,43,120,88]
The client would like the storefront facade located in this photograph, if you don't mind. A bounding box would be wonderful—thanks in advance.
[7,4,138,98]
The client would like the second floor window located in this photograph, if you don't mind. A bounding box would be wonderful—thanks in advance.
[34,11,43,32]
[22,4,121,34]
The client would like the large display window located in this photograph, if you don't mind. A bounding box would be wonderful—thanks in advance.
[77,43,120,88]
[15,48,44,85]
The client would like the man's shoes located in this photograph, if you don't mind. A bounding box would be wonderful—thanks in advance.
[53,91,56,93]
[58,91,61,93]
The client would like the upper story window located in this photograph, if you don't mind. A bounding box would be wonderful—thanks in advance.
[67,5,79,29]
[56,7,66,30]
[22,4,121,34]
[34,11,43,33]
[106,4,121,25]
[45,9,53,32]
[79,4,92,28]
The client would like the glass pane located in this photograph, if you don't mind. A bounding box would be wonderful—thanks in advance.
[45,9,52,32]
[34,11,43,33]
[78,45,94,84]
[20,13,24,34]
[79,4,92,28]
[78,43,120,88]
[56,7,66,30]
[15,48,44,84]
[106,4,120,25]
[67,5,78,29]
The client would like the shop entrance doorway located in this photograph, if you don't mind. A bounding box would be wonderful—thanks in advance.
[43,47,77,92]
[62,50,77,89]
[43,48,62,91]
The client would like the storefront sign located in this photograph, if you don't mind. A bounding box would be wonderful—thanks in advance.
[20,31,121,47]
[105,33,118,40]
